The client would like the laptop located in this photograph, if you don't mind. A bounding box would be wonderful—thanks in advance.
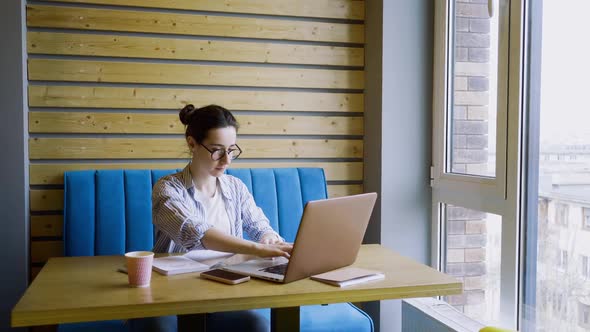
[222,192,377,283]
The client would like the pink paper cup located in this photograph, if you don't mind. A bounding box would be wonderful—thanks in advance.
[125,251,154,288]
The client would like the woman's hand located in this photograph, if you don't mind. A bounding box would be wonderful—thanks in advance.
[259,232,283,245]
[253,242,293,259]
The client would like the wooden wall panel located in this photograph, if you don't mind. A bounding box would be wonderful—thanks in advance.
[29,59,364,89]
[30,112,363,135]
[29,138,363,159]
[30,189,63,212]
[27,5,364,43]
[29,85,364,112]
[30,162,363,185]
[37,0,365,20]
[26,1,365,274]
[30,184,361,213]
[28,32,364,67]
[31,241,63,264]
[31,216,63,238]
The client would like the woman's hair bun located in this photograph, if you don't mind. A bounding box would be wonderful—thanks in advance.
[179,104,196,125]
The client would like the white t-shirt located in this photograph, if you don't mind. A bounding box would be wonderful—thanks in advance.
[195,181,232,235]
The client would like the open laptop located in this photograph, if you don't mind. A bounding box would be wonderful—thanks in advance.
[222,192,377,283]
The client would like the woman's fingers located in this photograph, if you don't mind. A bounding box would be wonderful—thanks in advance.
[257,242,293,258]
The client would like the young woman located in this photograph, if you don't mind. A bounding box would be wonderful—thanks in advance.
[152,104,292,257]
[130,104,291,332]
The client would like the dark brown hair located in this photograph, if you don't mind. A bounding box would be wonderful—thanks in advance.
[179,104,239,143]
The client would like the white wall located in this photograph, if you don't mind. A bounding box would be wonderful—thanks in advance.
[364,0,434,331]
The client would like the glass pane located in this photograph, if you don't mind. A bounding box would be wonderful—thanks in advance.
[442,204,502,325]
[523,1,590,331]
[447,0,499,177]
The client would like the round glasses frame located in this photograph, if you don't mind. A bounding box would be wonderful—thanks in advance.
[199,143,242,161]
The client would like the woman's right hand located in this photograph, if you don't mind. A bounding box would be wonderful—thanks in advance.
[253,242,293,259]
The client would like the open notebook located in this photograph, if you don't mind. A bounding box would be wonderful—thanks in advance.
[151,255,210,276]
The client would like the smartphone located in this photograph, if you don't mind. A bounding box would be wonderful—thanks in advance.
[200,269,250,285]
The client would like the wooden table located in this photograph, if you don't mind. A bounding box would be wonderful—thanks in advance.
[12,244,462,331]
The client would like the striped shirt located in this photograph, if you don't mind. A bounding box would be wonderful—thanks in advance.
[152,164,279,253]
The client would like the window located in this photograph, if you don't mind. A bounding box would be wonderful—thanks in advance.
[521,1,590,331]
[433,0,590,330]
[583,208,590,230]
[580,301,590,329]
[432,0,512,327]
[554,203,568,227]
[557,250,568,271]
[443,204,501,322]
[581,255,590,279]
[552,292,567,320]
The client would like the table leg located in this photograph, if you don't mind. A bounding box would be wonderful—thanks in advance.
[271,306,300,332]
[178,313,206,332]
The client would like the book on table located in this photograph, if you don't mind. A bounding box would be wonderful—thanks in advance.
[310,267,385,287]
[151,255,211,276]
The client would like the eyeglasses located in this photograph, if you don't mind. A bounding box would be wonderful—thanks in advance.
[199,143,242,161]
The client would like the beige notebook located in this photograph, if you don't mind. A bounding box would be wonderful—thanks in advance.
[310,267,384,287]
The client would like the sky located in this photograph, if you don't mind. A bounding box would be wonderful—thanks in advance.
[539,0,590,145]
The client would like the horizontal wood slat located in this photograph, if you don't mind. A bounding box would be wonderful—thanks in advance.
[30,112,363,136]
[30,162,363,185]
[31,184,362,212]
[31,215,63,238]
[29,138,363,159]
[28,32,364,67]
[37,0,365,20]
[27,5,364,43]
[29,86,364,112]
[29,59,364,89]
[328,184,363,197]
[31,241,63,263]
[30,189,63,212]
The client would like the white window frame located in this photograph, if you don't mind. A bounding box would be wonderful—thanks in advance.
[432,0,527,329]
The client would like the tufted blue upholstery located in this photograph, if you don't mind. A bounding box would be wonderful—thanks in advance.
[61,168,373,332]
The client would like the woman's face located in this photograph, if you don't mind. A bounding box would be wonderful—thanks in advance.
[189,126,238,178]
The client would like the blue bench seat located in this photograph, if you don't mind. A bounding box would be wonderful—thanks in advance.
[62,168,373,332]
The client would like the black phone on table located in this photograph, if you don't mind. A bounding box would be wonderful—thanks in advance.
[200,269,250,285]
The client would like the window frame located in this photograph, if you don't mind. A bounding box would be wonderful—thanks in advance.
[432,0,528,329]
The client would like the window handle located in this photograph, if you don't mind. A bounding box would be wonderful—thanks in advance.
[488,0,495,18]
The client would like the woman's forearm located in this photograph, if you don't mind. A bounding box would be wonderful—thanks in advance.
[200,228,292,258]
[200,228,260,255]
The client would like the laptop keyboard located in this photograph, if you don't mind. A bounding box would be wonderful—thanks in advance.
[260,263,288,275]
